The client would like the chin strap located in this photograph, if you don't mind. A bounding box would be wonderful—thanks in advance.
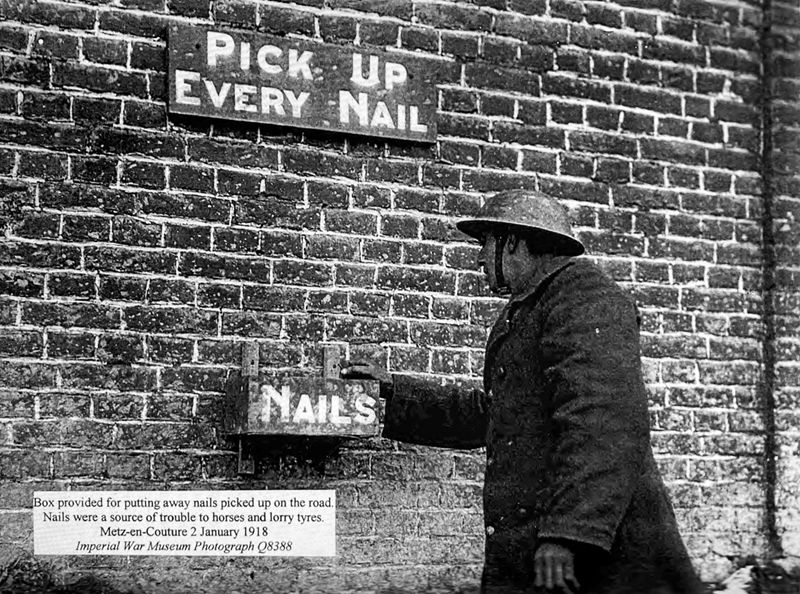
[493,234,511,296]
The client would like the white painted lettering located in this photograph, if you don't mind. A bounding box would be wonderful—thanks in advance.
[409,105,428,133]
[385,62,407,90]
[287,49,313,80]
[257,45,282,74]
[175,69,200,106]
[292,394,316,423]
[204,79,231,108]
[330,395,352,425]
[370,101,395,128]
[234,84,258,112]
[264,385,291,422]
[317,394,327,423]
[350,53,380,87]
[240,41,251,70]
[284,90,309,118]
[339,91,368,126]
[261,87,285,115]
[397,104,406,130]
[207,32,234,67]
[354,395,377,424]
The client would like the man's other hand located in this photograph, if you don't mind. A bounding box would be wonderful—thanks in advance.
[534,541,580,593]
[340,361,393,389]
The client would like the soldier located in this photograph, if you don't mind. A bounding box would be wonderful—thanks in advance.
[342,190,704,594]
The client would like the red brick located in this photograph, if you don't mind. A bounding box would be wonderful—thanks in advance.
[0,23,30,52]
[235,198,318,230]
[307,235,359,261]
[23,301,120,330]
[400,26,438,55]
[32,29,80,59]
[593,53,626,80]
[146,335,195,364]
[61,363,156,392]
[106,453,150,479]
[465,63,541,94]
[0,361,57,389]
[543,74,612,102]
[495,14,565,44]
[319,13,357,43]
[405,243,444,266]
[307,290,348,313]
[53,62,148,98]
[17,93,67,123]
[99,9,169,39]
[214,227,260,253]
[0,450,51,479]
[74,96,122,125]
[180,252,269,282]
[1,55,49,87]
[358,19,400,46]
[0,389,35,418]
[114,423,217,449]
[328,317,407,343]
[349,292,391,317]
[0,331,41,357]
[415,3,492,31]
[169,164,215,193]
[153,452,203,480]
[72,156,118,185]
[161,366,226,392]
[572,24,638,54]
[617,85,683,115]
[12,211,60,237]
[83,36,127,65]
[241,286,306,312]
[47,331,95,359]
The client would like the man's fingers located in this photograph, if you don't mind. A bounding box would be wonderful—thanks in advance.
[534,554,544,587]
[544,552,554,590]
[340,363,370,377]
[565,559,580,591]
[554,562,565,588]
[555,562,578,594]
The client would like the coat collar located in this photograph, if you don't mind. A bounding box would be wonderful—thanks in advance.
[507,255,576,309]
[485,256,576,364]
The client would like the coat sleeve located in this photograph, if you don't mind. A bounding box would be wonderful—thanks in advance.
[536,268,649,552]
[381,374,488,449]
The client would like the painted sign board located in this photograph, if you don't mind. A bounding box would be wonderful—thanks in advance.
[168,25,439,142]
[225,376,381,437]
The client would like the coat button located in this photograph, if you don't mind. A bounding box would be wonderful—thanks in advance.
[497,365,506,378]
[487,457,495,467]
[486,526,495,536]
[518,507,527,517]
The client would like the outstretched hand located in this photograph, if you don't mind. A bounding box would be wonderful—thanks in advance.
[534,541,580,593]
[340,361,393,388]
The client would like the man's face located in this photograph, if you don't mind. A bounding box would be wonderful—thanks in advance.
[477,230,501,293]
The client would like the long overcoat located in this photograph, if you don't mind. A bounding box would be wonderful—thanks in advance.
[382,257,704,594]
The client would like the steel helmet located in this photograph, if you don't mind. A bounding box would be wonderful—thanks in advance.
[457,190,585,256]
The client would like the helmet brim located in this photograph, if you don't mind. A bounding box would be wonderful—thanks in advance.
[457,219,585,257]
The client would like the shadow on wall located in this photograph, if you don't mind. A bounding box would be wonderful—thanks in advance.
[2,552,800,594]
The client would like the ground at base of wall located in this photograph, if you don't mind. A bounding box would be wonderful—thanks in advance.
[2,556,800,594]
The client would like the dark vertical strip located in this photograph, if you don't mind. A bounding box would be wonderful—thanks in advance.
[758,0,782,559]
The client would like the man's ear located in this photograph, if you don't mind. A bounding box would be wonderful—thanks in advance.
[506,233,521,254]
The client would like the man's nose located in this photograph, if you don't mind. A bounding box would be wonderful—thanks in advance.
[476,248,486,270]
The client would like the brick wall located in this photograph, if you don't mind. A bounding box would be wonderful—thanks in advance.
[0,0,793,591]
[771,0,800,563]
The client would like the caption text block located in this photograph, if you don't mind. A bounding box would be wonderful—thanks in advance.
[34,490,335,556]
